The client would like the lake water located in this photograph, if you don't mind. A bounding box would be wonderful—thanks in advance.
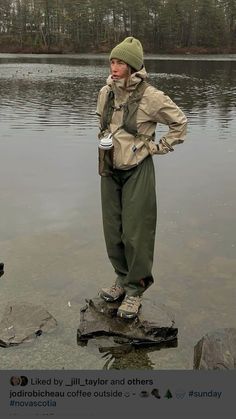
[0,54,235,369]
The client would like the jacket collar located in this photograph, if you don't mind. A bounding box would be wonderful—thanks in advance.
[106,67,148,93]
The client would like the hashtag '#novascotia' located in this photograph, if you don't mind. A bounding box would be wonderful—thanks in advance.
[189,391,193,398]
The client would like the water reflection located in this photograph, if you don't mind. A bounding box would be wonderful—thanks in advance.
[0,56,235,135]
[148,61,236,123]
[79,336,178,370]
[100,346,155,370]
[0,62,105,133]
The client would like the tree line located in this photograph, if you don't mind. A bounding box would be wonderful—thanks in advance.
[0,0,235,53]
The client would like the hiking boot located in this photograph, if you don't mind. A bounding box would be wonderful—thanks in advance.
[100,284,125,302]
[151,388,161,399]
[117,295,142,319]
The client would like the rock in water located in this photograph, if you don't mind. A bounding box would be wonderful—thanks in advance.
[0,262,4,277]
[0,303,57,347]
[194,328,236,369]
[77,297,178,347]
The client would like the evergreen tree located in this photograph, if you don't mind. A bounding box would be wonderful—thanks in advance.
[0,0,235,52]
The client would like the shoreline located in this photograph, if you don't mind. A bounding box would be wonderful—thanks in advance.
[0,46,235,55]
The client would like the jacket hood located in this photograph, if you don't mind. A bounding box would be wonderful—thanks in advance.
[106,66,148,92]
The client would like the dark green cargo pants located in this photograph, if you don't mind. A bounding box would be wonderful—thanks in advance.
[101,155,157,297]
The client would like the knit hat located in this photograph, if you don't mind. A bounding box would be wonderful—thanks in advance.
[109,37,143,71]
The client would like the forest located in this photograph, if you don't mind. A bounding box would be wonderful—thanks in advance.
[0,0,235,53]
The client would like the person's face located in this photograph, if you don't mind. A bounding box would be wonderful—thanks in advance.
[110,59,130,80]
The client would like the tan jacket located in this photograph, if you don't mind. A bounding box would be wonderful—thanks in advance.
[96,67,187,170]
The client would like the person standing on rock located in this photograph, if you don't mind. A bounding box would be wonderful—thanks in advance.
[96,37,187,319]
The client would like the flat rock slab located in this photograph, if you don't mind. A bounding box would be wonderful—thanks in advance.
[0,303,57,347]
[194,328,236,369]
[77,297,178,347]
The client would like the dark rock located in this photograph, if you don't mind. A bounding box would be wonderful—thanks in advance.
[194,328,236,369]
[0,262,4,277]
[0,303,57,347]
[77,297,178,348]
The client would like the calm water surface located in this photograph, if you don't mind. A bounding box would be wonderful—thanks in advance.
[0,54,235,369]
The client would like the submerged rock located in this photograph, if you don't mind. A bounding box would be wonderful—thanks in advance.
[77,297,178,348]
[0,303,57,347]
[194,328,236,369]
[0,262,4,277]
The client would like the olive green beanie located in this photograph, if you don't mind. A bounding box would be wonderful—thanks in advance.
[109,37,143,71]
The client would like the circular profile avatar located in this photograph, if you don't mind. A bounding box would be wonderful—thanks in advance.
[20,376,28,386]
[10,376,22,386]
